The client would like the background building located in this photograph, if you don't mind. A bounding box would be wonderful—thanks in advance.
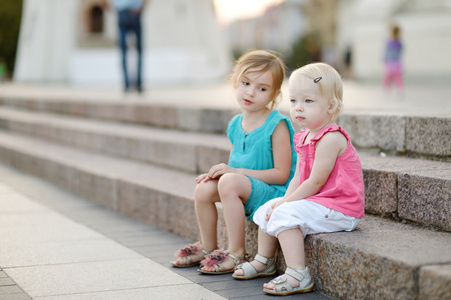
[14,0,231,86]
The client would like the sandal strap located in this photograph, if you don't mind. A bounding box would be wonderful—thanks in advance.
[285,267,306,282]
[228,253,249,265]
[254,254,273,265]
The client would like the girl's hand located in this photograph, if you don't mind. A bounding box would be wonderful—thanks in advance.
[195,173,209,184]
[207,163,235,179]
[195,164,235,184]
[265,199,286,221]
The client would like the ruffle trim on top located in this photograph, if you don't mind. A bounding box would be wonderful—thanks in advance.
[294,125,349,153]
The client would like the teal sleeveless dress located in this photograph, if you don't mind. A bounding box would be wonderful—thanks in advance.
[227,110,296,220]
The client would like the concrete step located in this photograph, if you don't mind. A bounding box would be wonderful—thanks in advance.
[0,107,229,174]
[0,107,449,231]
[0,95,450,161]
[0,131,449,299]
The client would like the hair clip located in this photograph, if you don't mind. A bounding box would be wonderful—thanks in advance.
[314,77,322,83]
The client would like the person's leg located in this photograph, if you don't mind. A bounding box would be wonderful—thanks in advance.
[233,228,278,277]
[194,180,220,252]
[118,12,130,91]
[134,15,143,92]
[200,173,251,272]
[263,228,307,291]
[383,65,392,91]
[393,66,404,92]
[172,180,220,266]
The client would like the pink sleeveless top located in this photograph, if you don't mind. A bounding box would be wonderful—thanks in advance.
[294,125,365,218]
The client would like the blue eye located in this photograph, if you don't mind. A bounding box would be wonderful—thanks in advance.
[242,81,249,86]
[290,99,296,103]
[305,99,313,103]
[259,87,267,92]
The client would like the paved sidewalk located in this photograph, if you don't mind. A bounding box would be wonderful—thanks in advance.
[0,80,450,117]
[0,163,330,300]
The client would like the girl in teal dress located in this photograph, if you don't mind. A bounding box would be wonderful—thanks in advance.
[172,50,296,274]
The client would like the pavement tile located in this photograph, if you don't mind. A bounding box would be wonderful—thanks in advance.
[5,259,191,298]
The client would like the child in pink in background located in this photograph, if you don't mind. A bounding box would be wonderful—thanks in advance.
[233,62,365,296]
[384,23,404,93]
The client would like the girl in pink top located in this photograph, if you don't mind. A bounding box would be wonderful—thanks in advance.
[233,63,365,296]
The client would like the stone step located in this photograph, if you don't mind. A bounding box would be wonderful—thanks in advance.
[0,107,230,174]
[0,107,449,231]
[0,95,450,161]
[0,131,449,300]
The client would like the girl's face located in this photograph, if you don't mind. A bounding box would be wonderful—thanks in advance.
[235,69,275,113]
[289,75,333,133]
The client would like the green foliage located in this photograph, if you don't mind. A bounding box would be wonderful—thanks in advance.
[0,0,23,78]
[287,33,322,72]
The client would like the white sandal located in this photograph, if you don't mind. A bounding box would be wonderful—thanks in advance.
[263,267,314,296]
[232,254,276,280]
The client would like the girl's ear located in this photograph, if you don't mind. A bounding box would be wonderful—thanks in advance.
[328,98,338,114]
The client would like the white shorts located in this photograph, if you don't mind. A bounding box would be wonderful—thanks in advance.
[253,197,361,239]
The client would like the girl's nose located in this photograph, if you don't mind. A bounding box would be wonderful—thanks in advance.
[246,87,255,97]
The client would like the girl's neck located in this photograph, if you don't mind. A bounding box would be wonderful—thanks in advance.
[241,108,271,133]
[305,121,336,141]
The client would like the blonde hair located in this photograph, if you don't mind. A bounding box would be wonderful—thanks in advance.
[289,62,343,121]
[231,50,286,110]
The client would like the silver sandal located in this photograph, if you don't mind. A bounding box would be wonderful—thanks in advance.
[232,254,276,280]
[263,267,314,295]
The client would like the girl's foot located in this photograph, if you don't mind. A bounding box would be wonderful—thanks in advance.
[263,267,314,296]
[198,250,249,274]
[171,241,208,268]
[233,254,276,279]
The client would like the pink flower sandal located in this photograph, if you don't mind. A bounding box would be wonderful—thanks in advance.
[171,241,208,268]
[263,267,314,296]
[198,249,249,275]
[232,254,276,279]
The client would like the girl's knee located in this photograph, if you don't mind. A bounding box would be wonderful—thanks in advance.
[217,173,250,197]
[194,181,218,205]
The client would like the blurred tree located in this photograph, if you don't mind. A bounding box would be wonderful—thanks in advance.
[287,32,322,72]
[0,1,23,79]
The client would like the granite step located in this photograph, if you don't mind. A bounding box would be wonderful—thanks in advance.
[0,131,449,300]
[0,96,450,161]
[0,107,449,231]
[0,107,229,174]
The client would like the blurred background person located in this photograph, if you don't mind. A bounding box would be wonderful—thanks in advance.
[103,0,147,93]
[383,22,403,94]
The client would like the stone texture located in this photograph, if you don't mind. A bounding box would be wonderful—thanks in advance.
[312,216,451,300]
[339,113,406,152]
[398,170,451,231]
[419,264,451,300]
[38,158,73,191]
[70,168,118,210]
[197,145,230,173]
[406,116,451,158]
[363,169,398,214]
[134,104,177,128]
[177,108,232,133]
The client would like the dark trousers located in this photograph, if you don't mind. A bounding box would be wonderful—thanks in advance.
[118,10,142,91]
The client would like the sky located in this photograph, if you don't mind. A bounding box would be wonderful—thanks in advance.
[213,0,284,26]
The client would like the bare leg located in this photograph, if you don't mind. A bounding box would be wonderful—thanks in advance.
[201,173,251,272]
[173,180,219,266]
[195,180,220,252]
[233,228,278,276]
[263,228,305,290]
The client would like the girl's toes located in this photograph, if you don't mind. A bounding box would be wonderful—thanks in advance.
[234,269,244,276]
[263,281,275,290]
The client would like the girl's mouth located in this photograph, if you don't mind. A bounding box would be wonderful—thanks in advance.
[244,99,253,105]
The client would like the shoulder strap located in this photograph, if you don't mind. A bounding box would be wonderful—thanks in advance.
[310,125,350,145]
